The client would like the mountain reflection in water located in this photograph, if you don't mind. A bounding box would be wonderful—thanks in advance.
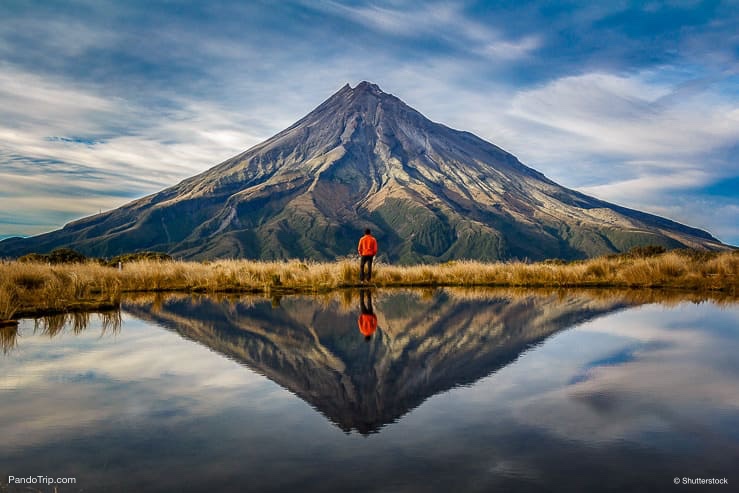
[3,289,738,492]
[122,289,633,434]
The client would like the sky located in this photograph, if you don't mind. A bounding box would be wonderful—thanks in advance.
[0,0,737,245]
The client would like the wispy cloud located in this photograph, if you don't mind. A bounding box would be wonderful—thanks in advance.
[0,66,272,235]
[313,1,540,61]
[482,36,540,60]
[507,72,739,158]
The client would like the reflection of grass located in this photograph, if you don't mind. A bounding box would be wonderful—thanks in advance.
[440,286,739,306]
[33,310,121,337]
[0,250,736,318]
[0,311,121,354]
[0,325,18,354]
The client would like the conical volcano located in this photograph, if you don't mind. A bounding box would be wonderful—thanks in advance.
[0,82,727,261]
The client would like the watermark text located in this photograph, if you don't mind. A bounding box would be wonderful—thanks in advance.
[7,475,77,486]
[674,477,728,485]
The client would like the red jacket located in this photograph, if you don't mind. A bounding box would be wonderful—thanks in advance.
[358,313,378,337]
[358,234,378,256]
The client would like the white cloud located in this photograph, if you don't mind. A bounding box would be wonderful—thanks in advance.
[578,168,713,201]
[0,66,273,233]
[507,72,739,158]
[0,15,120,60]
[0,68,267,180]
[483,36,541,60]
[0,68,119,134]
[317,1,539,60]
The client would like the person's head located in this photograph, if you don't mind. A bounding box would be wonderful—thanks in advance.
[364,228,371,235]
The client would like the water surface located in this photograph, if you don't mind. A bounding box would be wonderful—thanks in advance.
[1,289,737,492]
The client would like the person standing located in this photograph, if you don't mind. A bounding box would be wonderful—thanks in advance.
[357,228,378,283]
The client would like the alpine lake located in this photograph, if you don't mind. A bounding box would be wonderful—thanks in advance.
[1,288,737,492]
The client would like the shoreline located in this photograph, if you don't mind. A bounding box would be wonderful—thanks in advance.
[3,286,739,320]
[1,250,737,321]
[2,284,737,323]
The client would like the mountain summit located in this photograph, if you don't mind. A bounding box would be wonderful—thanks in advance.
[0,82,727,261]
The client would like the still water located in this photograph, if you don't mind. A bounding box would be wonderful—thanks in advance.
[1,289,737,492]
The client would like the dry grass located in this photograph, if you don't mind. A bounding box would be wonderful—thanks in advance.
[0,250,736,319]
[0,261,121,319]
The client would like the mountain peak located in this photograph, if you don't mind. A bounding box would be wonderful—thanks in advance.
[328,81,391,104]
[353,80,383,94]
[312,81,394,116]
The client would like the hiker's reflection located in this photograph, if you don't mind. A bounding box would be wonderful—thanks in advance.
[358,290,377,341]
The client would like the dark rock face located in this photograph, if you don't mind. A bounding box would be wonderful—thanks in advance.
[0,82,727,261]
[123,290,632,434]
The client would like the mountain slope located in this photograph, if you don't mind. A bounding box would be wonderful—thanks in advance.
[0,81,728,261]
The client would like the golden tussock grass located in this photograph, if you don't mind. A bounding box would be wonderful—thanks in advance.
[0,250,736,319]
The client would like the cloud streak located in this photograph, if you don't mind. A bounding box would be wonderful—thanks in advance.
[314,0,542,62]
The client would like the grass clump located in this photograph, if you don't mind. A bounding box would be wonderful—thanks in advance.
[106,251,173,266]
[0,260,122,319]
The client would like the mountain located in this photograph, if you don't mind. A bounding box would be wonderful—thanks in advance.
[123,290,633,434]
[0,81,729,261]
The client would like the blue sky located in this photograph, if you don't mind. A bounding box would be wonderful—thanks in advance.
[1,0,737,245]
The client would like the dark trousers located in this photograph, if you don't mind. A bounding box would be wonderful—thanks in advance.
[360,255,374,281]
